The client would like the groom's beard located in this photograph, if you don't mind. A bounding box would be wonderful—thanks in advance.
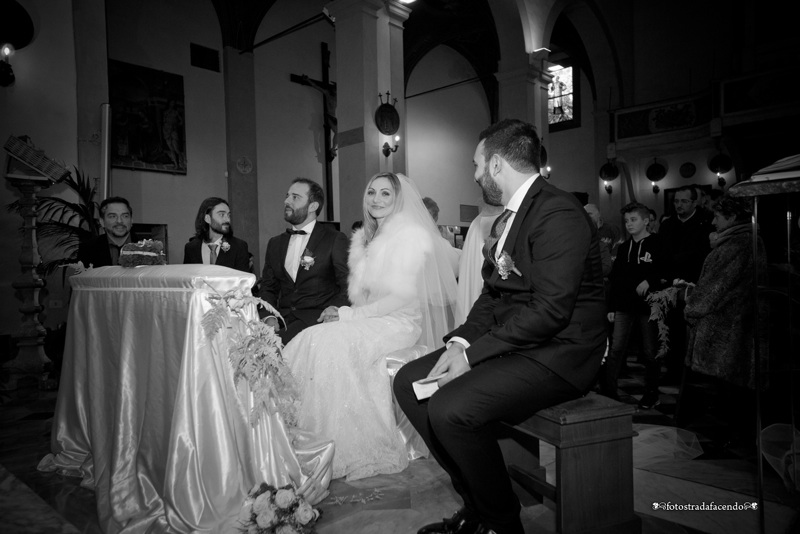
[479,166,503,206]
[284,203,310,226]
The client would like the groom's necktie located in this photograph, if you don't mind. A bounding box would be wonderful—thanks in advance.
[208,243,218,265]
[484,209,512,262]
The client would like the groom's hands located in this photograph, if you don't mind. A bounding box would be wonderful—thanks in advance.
[429,342,470,386]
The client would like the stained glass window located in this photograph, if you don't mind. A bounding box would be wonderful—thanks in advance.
[548,65,574,125]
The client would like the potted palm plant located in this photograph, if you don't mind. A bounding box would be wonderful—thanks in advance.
[8,167,101,277]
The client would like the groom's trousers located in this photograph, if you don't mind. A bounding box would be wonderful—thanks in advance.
[394,348,581,534]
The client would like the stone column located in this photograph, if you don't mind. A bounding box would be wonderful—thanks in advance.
[73,0,109,197]
[496,50,551,143]
[327,0,411,231]
[222,47,260,269]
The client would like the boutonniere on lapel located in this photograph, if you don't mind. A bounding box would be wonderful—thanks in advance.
[220,239,231,253]
[496,251,522,280]
[299,248,315,270]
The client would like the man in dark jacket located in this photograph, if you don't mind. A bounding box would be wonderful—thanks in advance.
[658,186,713,383]
[77,196,133,267]
[395,120,606,534]
[183,197,250,272]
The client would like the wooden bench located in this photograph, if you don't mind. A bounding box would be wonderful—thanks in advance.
[498,392,641,534]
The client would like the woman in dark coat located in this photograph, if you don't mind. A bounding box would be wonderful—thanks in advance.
[684,194,767,389]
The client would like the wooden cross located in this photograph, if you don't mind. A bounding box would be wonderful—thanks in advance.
[291,42,336,221]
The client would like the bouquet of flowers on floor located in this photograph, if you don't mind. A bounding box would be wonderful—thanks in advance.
[238,482,321,534]
[201,284,299,428]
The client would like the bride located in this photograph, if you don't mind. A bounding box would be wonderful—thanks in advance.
[282,172,457,481]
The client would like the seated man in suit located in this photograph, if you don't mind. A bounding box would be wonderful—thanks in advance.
[183,197,250,272]
[260,178,349,344]
[395,119,607,534]
[77,196,134,267]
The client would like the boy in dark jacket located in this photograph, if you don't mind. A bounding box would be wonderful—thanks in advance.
[601,202,665,409]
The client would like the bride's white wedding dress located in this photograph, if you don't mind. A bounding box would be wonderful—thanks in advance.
[283,187,456,480]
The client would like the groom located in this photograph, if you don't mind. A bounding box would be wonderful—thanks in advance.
[394,119,607,534]
[260,178,350,343]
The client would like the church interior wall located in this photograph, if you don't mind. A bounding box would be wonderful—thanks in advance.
[405,45,491,228]
[253,0,337,260]
[546,68,595,201]
[0,0,79,335]
[105,0,227,267]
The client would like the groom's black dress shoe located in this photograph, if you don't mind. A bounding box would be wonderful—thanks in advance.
[417,508,481,534]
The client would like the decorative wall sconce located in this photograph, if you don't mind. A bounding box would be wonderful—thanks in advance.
[599,160,619,195]
[540,144,550,178]
[375,91,400,158]
[0,44,15,87]
[708,153,732,188]
[0,0,35,88]
[646,158,666,195]
[382,135,400,157]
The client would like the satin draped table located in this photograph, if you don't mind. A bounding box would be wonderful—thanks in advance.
[38,265,334,533]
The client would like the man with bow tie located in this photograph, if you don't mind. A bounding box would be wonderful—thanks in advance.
[395,120,607,534]
[260,178,350,343]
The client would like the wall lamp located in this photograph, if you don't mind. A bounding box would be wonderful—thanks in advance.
[0,44,15,87]
[1,0,35,88]
[382,135,400,157]
[599,160,619,195]
[708,152,732,188]
[646,158,666,195]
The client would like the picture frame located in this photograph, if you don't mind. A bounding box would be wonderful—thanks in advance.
[108,60,187,174]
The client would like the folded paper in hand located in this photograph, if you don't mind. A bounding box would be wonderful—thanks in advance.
[412,373,447,400]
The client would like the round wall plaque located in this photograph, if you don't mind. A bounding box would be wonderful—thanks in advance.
[679,162,696,178]
[236,156,253,175]
[374,103,400,136]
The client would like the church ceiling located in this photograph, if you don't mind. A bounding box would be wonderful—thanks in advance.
[403,0,500,88]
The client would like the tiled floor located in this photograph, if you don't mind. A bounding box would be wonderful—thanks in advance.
[2,357,799,534]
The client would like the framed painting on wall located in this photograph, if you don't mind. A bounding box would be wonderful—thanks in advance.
[108,60,187,174]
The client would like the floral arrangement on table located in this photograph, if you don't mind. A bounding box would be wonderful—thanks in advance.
[201,285,299,428]
[646,284,682,359]
[238,482,321,534]
[119,239,167,267]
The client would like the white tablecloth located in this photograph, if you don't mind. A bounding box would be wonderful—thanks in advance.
[38,265,333,533]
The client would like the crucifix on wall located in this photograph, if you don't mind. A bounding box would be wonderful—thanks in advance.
[291,42,336,221]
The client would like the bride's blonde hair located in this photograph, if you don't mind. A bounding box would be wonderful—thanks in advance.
[362,172,405,242]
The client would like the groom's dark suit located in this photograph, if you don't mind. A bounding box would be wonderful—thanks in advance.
[395,178,607,533]
[260,222,349,343]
